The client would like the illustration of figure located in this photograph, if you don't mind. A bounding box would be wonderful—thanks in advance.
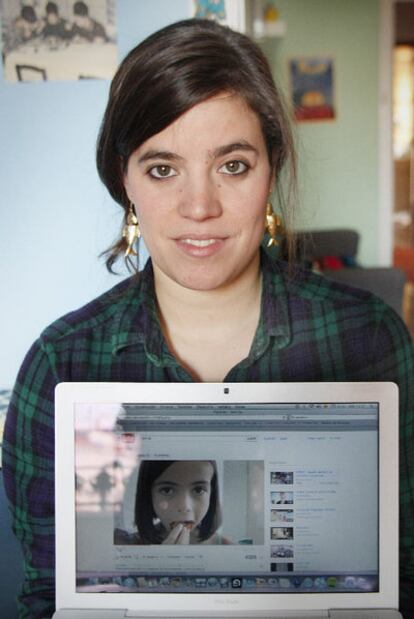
[70,1,108,42]
[92,466,114,508]
[41,2,71,41]
[13,5,43,44]
[276,491,293,504]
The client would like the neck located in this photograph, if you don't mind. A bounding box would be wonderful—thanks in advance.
[153,254,262,328]
[152,254,263,382]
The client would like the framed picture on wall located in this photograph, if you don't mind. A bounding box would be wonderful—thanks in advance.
[0,0,118,82]
[190,0,246,32]
[289,56,336,122]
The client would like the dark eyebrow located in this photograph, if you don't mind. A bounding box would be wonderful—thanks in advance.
[137,150,184,164]
[138,141,258,165]
[212,141,259,158]
[153,479,210,487]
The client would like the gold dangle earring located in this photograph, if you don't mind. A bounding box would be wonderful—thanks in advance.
[265,203,282,247]
[123,202,141,257]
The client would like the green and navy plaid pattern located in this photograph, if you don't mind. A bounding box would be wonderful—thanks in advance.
[2,251,414,619]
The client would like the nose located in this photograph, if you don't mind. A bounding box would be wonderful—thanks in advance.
[176,491,193,514]
[178,174,223,221]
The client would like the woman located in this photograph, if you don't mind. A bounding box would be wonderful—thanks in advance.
[114,460,230,545]
[3,18,414,619]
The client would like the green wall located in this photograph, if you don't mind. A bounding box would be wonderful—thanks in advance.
[259,0,380,265]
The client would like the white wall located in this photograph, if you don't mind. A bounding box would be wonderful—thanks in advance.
[0,0,189,388]
[259,0,381,266]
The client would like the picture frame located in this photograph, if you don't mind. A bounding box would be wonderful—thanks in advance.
[0,0,118,82]
[289,56,336,122]
[190,0,246,33]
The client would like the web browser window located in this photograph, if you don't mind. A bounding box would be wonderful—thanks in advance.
[74,401,379,594]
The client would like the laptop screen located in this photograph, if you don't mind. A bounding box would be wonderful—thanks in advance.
[73,400,379,596]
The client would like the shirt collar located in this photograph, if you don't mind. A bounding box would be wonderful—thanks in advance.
[111,250,291,364]
[243,250,291,365]
[111,260,177,366]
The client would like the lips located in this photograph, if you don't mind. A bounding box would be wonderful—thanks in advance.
[181,239,217,247]
[175,233,227,242]
[174,235,226,257]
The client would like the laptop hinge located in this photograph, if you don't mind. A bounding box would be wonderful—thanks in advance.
[125,612,329,618]
[329,610,402,618]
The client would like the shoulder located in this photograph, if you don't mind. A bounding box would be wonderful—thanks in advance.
[263,252,404,329]
[4,275,142,424]
[10,260,157,386]
[264,253,382,308]
[262,252,413,370]
[39,272,145,347]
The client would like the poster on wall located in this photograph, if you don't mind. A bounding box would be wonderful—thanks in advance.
[289,57,335,122]
[0,0,118,82]
[191,0,246,32]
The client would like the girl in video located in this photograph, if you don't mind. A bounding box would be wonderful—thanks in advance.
[115,460,230,545]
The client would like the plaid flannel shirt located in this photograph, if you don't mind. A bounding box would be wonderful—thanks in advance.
[3,251,414,619]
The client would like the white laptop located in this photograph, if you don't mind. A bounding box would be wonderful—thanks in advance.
[54,381,401,619]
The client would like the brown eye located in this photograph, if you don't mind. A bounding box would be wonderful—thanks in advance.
[157,485,174,496]
[193,485,208,496]
[148,165,177,179]
[219,160,249,175]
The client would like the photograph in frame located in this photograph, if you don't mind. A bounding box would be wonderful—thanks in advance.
[191,0,246,32]
[289,56,335,122]
[0,0,118,82]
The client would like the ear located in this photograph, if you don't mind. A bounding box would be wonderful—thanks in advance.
[269,168,277,196]
[123,176,135,208]
[123,177,131,202]
[120,156,132,202]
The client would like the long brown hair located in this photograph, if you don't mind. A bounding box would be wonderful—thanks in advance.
[96,18,297,272]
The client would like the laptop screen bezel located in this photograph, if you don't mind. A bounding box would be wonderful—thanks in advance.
[55,381,399,614]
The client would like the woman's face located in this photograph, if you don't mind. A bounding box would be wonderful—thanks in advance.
[123,92,273,292]
[151,461,214,535]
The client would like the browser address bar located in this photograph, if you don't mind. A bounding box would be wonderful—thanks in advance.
[288,414,376,420]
